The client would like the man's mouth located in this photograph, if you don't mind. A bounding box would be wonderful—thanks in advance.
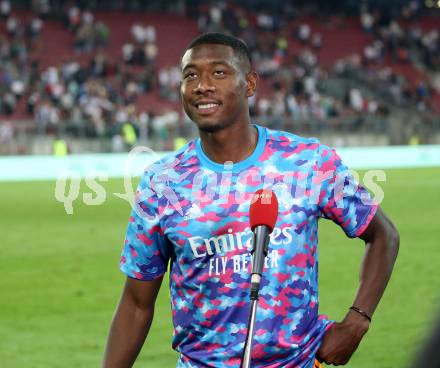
[194,101,221,114]
[197,103,219,110]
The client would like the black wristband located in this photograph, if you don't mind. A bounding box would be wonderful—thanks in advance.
[349,306,372,322]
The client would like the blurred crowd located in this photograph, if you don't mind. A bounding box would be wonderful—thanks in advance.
[359,2,439,71]
[66,6,109,53]
[0,5,43,115]
[192,0,436,130]
[0,0,439,152]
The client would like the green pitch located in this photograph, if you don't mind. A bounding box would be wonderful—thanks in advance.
[1,167,439,367]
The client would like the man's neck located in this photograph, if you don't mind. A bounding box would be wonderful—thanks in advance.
[199,123,258,164]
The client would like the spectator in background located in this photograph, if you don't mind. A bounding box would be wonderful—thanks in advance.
[0,0,11,19]
[124,24,157,67]
[421,30,440,70]
[144,25,156,44]
[131,23,146,44]
[74,14,94,53]
[122,43,134,64]
[67,6,81,32]
[311,33,322,50]
[28,17,43,40]
[78,79,114,136]
[144,42,158,64]
[256,11,275,31]
[0,35,8,59]
[348,88,364,112]
[31,0,50,18]
[10,78,25,100]
[158,66,181,101]
[90,52,109,77]
[112,133,125,152]
[35,99,60,134]
[173,135,187,150]
[360,7,375,33]
[209,3,222,28]
[125,80,140,104]
[298,23,311,44]
[67,8,110,54]
[1,92,16,115]
[0,120,14,143]
[27,89,39,114]
[121,120,137,150]
[6,15,18,38]
[24,17,44,51]
[52,134,69,156]
[94,22,109,48]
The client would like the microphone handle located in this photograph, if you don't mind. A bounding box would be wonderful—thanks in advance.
[250,225,270,300]
[251,225,270,275]
[241,225,270,367]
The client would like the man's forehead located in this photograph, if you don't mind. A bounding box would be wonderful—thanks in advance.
[181,44,236,69]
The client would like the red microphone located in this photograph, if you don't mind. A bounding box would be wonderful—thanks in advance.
[241,189,279,368]
[248,189,278,300]
[250,189,279,232]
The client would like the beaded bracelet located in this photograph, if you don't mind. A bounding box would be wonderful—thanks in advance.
[349,306,372,322]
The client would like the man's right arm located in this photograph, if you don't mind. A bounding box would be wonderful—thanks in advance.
[102,276,163,368]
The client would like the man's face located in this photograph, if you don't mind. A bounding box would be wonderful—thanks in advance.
[180,43,256,133]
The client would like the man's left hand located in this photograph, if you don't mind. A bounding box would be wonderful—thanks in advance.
[316,311,370,366]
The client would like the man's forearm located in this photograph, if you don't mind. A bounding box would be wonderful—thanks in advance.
[102,299,155,368]
[352,210,400,318]
[316,209,399,365]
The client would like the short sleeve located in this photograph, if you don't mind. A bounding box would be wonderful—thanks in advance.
[317,145,378,238]
[119,174,171,280]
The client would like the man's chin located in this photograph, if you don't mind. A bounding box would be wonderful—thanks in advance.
[196,120,228,134]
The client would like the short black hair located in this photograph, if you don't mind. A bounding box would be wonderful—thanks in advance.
[185,32,252,68]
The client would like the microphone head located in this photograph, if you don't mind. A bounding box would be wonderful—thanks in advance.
[249,189,279,232]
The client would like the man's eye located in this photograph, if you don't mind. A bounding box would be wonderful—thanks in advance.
[214,70,226,76]
[184,73,197,80]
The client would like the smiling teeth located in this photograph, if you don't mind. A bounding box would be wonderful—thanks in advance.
[198,103,218,109]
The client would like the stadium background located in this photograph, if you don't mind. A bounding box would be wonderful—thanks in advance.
[1,0,439,367]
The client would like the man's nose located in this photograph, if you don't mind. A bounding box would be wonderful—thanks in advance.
[193,75,215,94]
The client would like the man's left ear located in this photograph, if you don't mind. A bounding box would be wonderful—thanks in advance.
[245,71,258,97]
